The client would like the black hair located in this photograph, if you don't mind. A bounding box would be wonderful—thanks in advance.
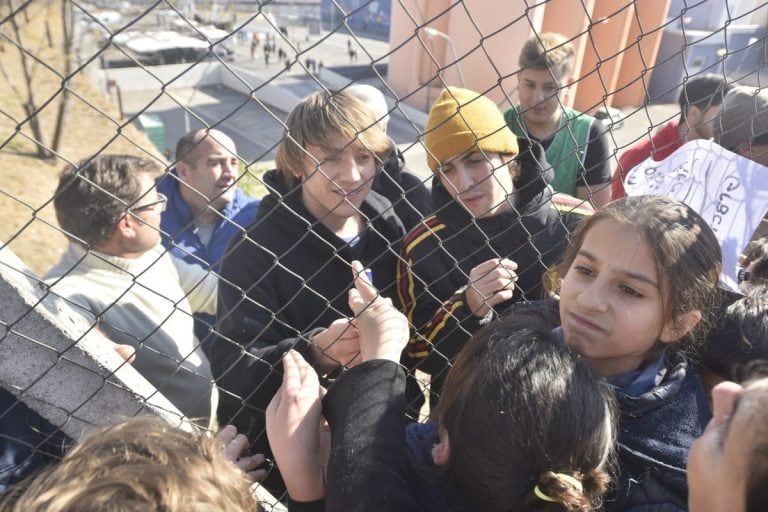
[678,73,730,123]
[432,305,615,512]
[703,286,768,380]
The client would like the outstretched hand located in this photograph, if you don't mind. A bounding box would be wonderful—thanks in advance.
[348,260,409,363]
[265,350,326,502]
[311,317,361,375]
[217,424,268,483]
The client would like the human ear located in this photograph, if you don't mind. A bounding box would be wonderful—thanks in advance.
[685,105,703,127]
[504,158,520,189]
[176,160,190,180]
[559,76,574,97]
[660,309,702,343]
[431,430,450,466]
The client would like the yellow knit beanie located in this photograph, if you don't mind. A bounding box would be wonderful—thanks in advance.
[424,86,519,173]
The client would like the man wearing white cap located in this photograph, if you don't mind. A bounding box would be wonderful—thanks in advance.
[346,84,432,231]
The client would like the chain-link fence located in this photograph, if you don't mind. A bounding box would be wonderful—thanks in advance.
[0,0,766,508]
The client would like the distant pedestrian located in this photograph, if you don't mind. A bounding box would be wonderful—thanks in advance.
[348,48,357,63]
[250,40,257,60]
[347,38,351,50]
[318,60,324,73]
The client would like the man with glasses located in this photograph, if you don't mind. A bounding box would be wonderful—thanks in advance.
[45,155,219,428]
[158,129,260,352]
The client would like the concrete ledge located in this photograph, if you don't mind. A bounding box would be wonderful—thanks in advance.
[0,245,190,438]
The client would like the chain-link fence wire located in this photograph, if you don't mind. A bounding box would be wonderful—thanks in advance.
[0,0,766,507]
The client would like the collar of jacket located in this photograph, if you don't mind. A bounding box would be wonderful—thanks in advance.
[159,168,250,227]
[614,351,691,417]
[257,169,404,249]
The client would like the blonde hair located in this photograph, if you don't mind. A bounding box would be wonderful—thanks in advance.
[275,89,391,181]
[518,32,576,82]
[0,417,259,512]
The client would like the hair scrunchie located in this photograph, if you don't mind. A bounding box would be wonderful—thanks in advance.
[534,473,583,502]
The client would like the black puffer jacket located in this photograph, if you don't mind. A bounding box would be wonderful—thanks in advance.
[606,353,710,512]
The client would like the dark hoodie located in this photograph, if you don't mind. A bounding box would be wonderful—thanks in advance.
[211,169,404,492]
[372,139,433,232]
[396,141,589,386]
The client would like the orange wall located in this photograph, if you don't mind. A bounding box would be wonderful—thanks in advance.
[388,0,672,113]
[570,2,634,112]
[613,0,673,108]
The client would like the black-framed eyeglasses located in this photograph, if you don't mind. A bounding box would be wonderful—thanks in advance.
[130,193,167,213]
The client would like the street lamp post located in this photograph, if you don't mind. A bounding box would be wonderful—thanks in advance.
[423,26,466,88]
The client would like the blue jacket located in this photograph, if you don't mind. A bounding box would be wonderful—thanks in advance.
[157,170,260,352]
[606,352,711,512]
[513,301,709,512]
[157,170,260,271]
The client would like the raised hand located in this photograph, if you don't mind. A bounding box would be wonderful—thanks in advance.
[217,424,268,483]
[465,258,519,317]
[311,317,361,374]
[348,260,409,363]
[265,350,326,502]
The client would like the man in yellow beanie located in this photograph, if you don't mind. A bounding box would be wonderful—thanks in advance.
[397,86,591,409]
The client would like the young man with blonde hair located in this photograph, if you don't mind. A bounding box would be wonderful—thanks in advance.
[212,89,405,494]
[504,32,612,208]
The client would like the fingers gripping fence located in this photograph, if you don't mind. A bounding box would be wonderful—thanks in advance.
[0,0,765,507]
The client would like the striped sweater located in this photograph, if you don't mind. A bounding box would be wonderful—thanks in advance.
[397,166,591,381]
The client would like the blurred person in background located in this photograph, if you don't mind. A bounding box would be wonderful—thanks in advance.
[504,32,612,208]
[613,73,731,199]
[346,83,432,231]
